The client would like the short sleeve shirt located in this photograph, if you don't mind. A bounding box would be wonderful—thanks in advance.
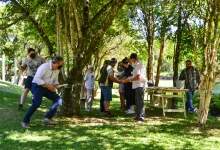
[22,56,45,77]
[132,61,146,89]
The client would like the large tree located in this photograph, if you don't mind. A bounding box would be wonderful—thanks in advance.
[198,0,220,125]
[57,0,126,116]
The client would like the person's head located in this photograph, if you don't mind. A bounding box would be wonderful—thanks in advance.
[103,60,110,67]
[122,57,129,68]
[88,65,94,72]
[185,60,192,69]
[27,48,36,59]
[110,58,117,67]
[51,55,64,70]
[130,53,138,64]
[117,61,123,71]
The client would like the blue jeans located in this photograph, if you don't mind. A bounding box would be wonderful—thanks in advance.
[23,83,62,124]
[100,86,112,101]
[186,90,195,111]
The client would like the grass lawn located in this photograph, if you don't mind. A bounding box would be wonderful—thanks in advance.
[1,81,220,150]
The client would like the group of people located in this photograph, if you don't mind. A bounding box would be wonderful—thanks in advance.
[17,47,200,128]
[83,57,200,121]
[97,53,146,121]
[81,53,146,122]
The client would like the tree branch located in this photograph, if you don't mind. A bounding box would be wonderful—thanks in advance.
[90,0,113,25]
[10,0,54,55]
[0,16,24,30]
[85,0,126,61]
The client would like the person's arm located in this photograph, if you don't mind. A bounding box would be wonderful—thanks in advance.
[48,74,60,91]
[83,73,88,89]
[196,68,201,85]
[20,59,27,72]
[122,74,140,83]
[179,69,185,80]
[107,66,122,84]
[108,75,122,83]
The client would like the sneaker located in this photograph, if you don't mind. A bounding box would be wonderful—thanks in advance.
[188,108,197,113]
[21,122,29,129]
[126,109,135,114]
[18,104,23,110]
[43,118,57,125]
[134,117,144,122]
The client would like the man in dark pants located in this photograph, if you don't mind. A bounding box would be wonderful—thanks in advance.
[179,60,200,113]
[122,58,135,114]
[21,56,64,128]
[123,53,146,122]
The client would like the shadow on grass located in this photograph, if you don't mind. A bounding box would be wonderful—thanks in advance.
[1,117,215,150]
[1,82,220,149]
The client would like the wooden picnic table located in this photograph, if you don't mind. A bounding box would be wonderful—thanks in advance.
[145,87,188,118]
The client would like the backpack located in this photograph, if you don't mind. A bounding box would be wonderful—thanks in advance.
[98,66,108,84]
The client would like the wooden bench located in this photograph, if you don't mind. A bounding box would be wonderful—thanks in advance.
[146,87,188,118]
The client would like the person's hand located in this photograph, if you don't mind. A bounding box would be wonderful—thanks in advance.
[119,80,124,84]
[47,84,57,92]
[121,79,129,83]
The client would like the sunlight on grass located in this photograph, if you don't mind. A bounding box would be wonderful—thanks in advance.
[7,132,51,142]
[0,83,9,87]
[1,82,220,150]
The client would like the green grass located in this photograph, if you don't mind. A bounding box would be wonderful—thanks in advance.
[1,81,220,150]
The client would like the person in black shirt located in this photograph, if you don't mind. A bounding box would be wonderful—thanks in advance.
[122,58,135,114]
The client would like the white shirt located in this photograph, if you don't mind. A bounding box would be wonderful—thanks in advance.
[84,71,95,89]
[132,61,146,89]
[32,61,60,85]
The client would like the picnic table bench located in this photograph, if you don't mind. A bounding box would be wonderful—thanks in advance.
[146,87,188,118]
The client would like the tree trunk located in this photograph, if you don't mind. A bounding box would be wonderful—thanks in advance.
[142,1,155,81]
[2,54,6,81]
[61,68,83,116]
[155,34,165,86]
[198,0,219,125]
[173,0,182,87]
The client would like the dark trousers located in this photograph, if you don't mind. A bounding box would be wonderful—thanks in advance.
[100,86,104,112]
[135,87,145,119]
[124,86,135,110]
[186,90,195,111]
[23,83,61,124]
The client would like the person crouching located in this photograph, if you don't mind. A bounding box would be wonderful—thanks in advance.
[21,56,64,128]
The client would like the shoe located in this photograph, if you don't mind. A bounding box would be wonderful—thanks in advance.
[18,104,23,110]
[126,109,135,115]
[188,108,197,113]
[43,118,57,125]
[104,111,113,117]
[134,117,144,122]
[21,122,29,129]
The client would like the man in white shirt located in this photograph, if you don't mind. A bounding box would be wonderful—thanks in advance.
[123,53,146,122]
[18,48,45,110]
[84,65,95,111]
[22,56,64,128]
